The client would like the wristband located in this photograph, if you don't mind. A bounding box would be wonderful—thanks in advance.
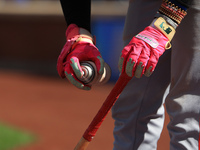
[159,0,187,24]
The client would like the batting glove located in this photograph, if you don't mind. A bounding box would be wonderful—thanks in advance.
[118,17,175,78]
[57,24,104,90]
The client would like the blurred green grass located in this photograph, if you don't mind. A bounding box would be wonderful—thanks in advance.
[0,123,36,150]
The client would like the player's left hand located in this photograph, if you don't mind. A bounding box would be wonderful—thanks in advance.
[118,17,174,78]
[57,24,104,90]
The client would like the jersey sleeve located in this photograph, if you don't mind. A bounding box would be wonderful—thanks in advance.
[60,0,91,32]
[169,0,192,10]
[175,0,192,8]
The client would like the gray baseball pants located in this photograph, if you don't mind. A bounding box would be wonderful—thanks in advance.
[112,0,200,149]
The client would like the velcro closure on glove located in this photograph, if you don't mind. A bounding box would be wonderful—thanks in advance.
[154,17,175,41]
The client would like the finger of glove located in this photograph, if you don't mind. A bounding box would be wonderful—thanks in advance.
[92,55,104,75]
[64,62,91,90]
[125,44,143,77]
[84,45,104,75]
[70,57,83,79]
[134,46,150,78]
[134,62,145,78]
[118,45,132,73]
[144,51,159,77]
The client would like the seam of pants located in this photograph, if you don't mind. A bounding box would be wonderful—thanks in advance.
[132,77,152,149]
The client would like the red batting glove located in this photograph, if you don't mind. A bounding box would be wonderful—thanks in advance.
[118,17,174,78]
[57,24,104,90]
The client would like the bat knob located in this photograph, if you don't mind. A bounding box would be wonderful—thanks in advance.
[80,61,111,85]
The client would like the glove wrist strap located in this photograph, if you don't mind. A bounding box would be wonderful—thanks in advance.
[66,24,94,44]
[151,17,175,42]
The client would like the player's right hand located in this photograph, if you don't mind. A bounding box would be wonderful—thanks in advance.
[57,24,104,90]
[118,17,174,78]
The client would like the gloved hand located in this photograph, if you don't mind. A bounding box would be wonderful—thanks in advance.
[57,24,104,90]
[118,17,175,78]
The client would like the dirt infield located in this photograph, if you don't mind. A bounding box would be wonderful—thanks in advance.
[0,70,170,150]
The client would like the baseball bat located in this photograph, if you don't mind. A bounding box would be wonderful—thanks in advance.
[74,73,132,150]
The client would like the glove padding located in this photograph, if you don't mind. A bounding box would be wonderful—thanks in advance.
[118,25,170,78]
[57,24,104,90]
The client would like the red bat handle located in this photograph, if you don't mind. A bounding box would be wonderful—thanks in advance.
[74,73,132,150]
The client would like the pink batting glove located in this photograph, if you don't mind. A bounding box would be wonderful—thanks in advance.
[57,24,104,90]
[118,17,174,78]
